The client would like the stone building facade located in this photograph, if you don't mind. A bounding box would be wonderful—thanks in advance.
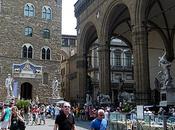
[0,0,62,103]
[74,0,175,105]
[60,35,79,103]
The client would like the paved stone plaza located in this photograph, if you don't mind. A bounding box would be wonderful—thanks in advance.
[26,119,90,130]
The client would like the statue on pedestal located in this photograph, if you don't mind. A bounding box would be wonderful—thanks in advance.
[52,77,60,98]
[85,94,92,105]
[157,52,175,106]
[158,52,173,88]
[5,74,14,97]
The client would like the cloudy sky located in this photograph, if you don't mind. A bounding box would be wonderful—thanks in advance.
[62,0,77,35]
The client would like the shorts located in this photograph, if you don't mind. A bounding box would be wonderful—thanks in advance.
[1,120,9,128]
[40,114,45,121]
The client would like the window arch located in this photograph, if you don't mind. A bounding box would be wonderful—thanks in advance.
[41,46,51,60]
[22,44,33,59]
[28,46,33,58]
[24,27,33,37]
[46,48,50,60]
[42,48,46,59]
[23,45,27,58]
[42,6,52,20]
[43,29,50,39]
[24,3,35,17]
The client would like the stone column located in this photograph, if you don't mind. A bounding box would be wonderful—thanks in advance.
[98,43,110,95]
[132,25,151,104]
[76,54,87,102]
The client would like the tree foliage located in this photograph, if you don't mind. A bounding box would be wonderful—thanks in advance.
[16,99,30,109]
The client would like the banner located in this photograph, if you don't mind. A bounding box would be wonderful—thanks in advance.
[13,80,19,98]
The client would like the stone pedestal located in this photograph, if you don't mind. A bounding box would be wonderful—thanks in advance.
[159,86,175,106]
[48,97,64,104]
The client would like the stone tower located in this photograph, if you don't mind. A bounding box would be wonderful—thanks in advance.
[0,0,62,103]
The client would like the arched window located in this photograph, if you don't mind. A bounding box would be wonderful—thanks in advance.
[24,3,35,17]
[28,46,33,58]
[42,48,46,59]
[41,47,51,60]
[22,44,33,59]
[43,29,50,39]
[24,27,33,37]
[23,45,27,58]
[47,8,52,20]
[42,7,47,19]
[46,48,50,60]
[42,6,52,20]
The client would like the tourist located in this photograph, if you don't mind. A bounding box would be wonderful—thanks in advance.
[10,106,25,130]
[104,107,110,122]
[53,102,76,130]
[1,103,11,130]
[38,105,46,125]
[54,105,60,120]
[31,105,39,125]
[90,109,108,130]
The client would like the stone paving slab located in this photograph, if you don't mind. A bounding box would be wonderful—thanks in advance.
[25,118,90,130]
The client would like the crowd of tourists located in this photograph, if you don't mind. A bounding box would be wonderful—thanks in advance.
[2,98,175,130]
[0,102,25,130]
[0,98,112,130]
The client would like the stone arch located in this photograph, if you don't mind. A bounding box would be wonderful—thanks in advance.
[97,2,134,99]
[101,1,132,48]
[79,21,99,95]
[79,21,98,55]
[139,0,175,61]
[60,50,69,60]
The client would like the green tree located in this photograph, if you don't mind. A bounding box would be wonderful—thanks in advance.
[16,99,30,109]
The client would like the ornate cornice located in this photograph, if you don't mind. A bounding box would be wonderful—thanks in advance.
[74,0,95,17]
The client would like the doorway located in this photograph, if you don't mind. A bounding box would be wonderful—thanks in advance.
[21,82,32,100]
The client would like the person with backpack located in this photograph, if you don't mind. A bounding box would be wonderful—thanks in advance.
[90,109,108,130]
[53,102,76,130]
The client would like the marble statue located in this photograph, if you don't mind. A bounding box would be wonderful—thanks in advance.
[85,94,92,105]
[5,74,14,97]
[158,52,175,106]
[158,52,173,88]
[52,77,60,98]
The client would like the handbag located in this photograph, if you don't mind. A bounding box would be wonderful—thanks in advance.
[18,120,26,130]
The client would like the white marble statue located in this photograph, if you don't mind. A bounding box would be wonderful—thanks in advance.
[85,94,92,105]
[5,74,14,97]
[52,77,60,98]
[158,52,173,88]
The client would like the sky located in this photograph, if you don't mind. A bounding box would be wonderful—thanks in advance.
[62,0,77,35]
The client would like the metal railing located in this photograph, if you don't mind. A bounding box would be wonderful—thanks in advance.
[109,112,175,130]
